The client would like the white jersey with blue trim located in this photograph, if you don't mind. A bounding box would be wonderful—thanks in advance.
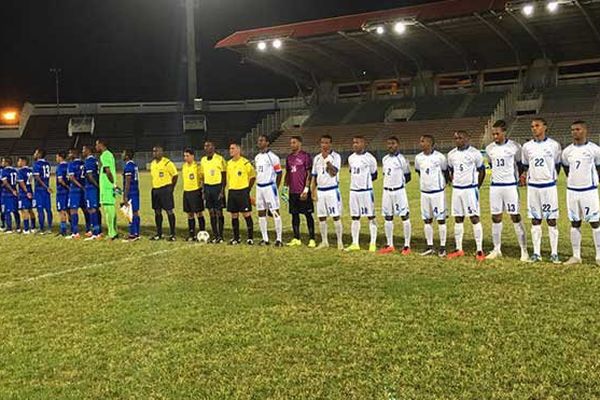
[414,150,447,193]
[562,141,600,190]
[485,139,522,186]
[447,146,484,188]
[311,151,341,189]
[522,137,562,186]
[254,150,282,186]
[348,152,378,191]
[382,152,410,189]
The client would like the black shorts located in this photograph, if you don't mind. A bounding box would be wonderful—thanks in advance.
[289,192,314,214]
[204,183,225,209]
[183,189,205,213]
[227,188,252,213]
[152,185,175,211]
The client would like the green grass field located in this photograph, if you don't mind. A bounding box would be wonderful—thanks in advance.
[1,170,600,399]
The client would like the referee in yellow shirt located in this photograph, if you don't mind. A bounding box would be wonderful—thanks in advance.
[150,146,178,241]
[200,140,227,243]
[227,143,256,245]
[182,149,206,241]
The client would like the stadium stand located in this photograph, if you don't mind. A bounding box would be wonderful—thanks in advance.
[539,83,600,114]
[203,111,271,148]
[462,92,506,118]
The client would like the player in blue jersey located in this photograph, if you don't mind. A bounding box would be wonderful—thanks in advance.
[17,157,37,234]
[33,149,53,234]
[0,162,4,231]
[82,145,102,240]
[55,152,70,236]
[1,157,20,233]
[66,148,87,239]
[122,149,141,241]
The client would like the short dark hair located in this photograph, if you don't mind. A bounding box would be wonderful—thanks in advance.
[35,148,46,158]
[421,135,435,145]
[532,117,547,126]
[57,151,67,159]
[96,138,109,147]
[353,135,365,140]
[183,148,195,155]
[18,156,28,163]
[454,130,469,137]
[258,134,270,143]
[204,140,214,146]
[82,144,94,152]
[320,135,333,142]
[387,136,399,143]
[69,148,79,155]
[493,120,507,131]
[290,135,303,143]
[153,145,164,151]
[572,120,587,127]
[3,157,12,165]
[123,149,135,159]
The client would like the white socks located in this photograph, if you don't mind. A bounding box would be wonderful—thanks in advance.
[549,225,559,256]
[403,219,411,248]
[473,222,483,252]
[369,220,377,246]
[439,224,447,247]
[351,220,360,246]
[274,215,283,242]
[424,223,434,246]
[514,221,527,253]
[531,225,542,256]
[259,217,268,242]
[571,227,582,259]
[492,222,502,251]
[319,221,328,245]
[334,220,343,246]
[454,223,464,251]
[385,220,394,247]
[593,227,600,260]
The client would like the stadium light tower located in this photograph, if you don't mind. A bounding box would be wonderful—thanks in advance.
[185,0,198,107]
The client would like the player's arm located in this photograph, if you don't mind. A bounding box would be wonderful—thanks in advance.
[68,173,84,189]
[476,153,485,188]
[370,155,378,182]
[123,174,132,202]
[87,171,99,188]
[220,170,227,199]
[1,178,16,196]
[168,162,178,190]
[33,174,51,192]
[18,179,29,198]
[274,158,283,188]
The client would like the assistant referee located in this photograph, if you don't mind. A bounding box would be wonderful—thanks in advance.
[200,140,227,243]
[226,143,256,245]
[182,148,206,241]
[150,146,178,241]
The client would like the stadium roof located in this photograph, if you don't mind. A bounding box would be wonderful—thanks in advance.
[216,0,600,86]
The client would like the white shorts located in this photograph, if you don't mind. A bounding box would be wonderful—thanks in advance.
[527,185,559,220]
[256,184,280,212]
[349,190,375,217]
[567,188,600,223]
[420,191,446,221]
[382,188,409,217]
[452,187,480,217]
[316,188,342,218]
[490,185,520,215]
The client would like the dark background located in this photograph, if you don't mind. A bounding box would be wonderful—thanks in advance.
[0,0,432,105]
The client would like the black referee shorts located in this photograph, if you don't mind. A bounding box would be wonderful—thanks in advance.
[204,183,225,209]
[183,189,205,213]
[151,185,175,211]
[227,188,252,213]
[289,192,314,214]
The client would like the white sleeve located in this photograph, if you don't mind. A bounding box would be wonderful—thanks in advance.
[414,156,420,172]
[311,156,318,176]
[514,143,522,163]
[401,156,410,175]
[521,144,529,166]
[440,154,448,171]
[594,145,600,166]
[561,148,570,167]
[474,149,484,169]
[333,153,341,171]
[554,142,562,165]
[369,154,378,174]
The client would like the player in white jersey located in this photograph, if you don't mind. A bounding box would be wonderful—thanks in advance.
[561,120,600,265]
[345,136,378,252]
[522,118,562,264]
[485,120,529,261]
[310,135,344,250]
[254,134,283,247]
[378,136,412,255]
[446,130,486,261]
[414,135,448,257]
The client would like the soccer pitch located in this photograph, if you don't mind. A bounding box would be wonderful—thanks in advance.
[1,169,600,399]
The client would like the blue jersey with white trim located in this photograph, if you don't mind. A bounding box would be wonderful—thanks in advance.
[33,159,51,189]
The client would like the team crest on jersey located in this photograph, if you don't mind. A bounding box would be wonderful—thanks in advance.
[159,172,164,178]
[189,173,195,180]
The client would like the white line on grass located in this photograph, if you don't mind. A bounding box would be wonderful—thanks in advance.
[0,246,189,289]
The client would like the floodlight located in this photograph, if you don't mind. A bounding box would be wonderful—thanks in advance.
[546,1,559,13]
[257,41,267,51]
[375,25,385,35]
[1,111,18,123]
[394,21,407,34]
[272,39,283,49]
[522,4,535,16]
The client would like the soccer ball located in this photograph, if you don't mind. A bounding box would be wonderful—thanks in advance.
[197,231,210,244]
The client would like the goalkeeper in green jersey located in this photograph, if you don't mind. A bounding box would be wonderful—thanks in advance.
[96,139,119,240]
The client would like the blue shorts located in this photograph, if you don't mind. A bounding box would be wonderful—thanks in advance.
[18,196,34,210]
[1,195,17,213]
[85,187,100,209]
[57,192,68,212]
[35,190,51,210]
[68,189,85,210]
[129,192,140,212]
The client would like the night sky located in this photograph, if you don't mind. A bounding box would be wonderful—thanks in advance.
[1,0,433,106]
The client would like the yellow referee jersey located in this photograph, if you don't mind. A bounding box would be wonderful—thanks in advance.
[227,157,256,190]
[200,154,226,185]
[182,161,202,192]
[150,157,178,189]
